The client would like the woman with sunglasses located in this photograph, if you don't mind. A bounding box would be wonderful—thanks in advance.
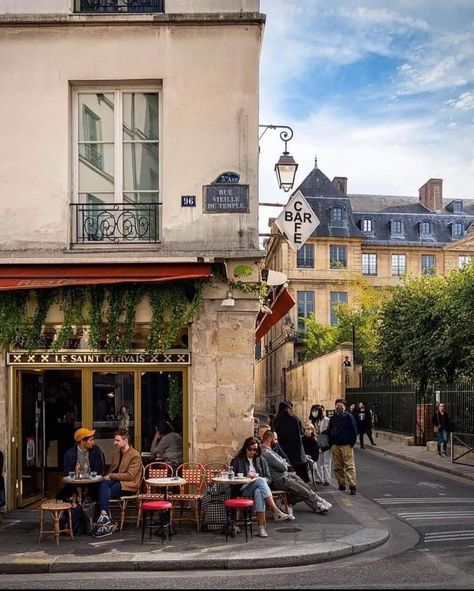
[231,436,289,538]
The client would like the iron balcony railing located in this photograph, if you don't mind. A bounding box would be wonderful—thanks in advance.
[71,201,161,244]
[75,0,164,13]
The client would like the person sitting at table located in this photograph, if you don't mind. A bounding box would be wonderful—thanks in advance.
[261,430,331,519]
[58,427,105,504]
[230,436,290,538]
[94,429,142,538]
[150,421,183,469]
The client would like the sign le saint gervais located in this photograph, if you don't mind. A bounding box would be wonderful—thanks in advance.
[275,191,320,251]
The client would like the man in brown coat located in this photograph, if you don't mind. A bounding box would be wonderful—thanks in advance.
[94,429,142,537]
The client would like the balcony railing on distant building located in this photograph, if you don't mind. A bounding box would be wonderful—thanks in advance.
[75,0,164,13]
[71,201,160,244]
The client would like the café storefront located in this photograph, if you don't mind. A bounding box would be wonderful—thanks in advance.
[8,351,189,507]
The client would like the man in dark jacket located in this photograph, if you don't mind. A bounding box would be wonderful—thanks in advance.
[63,427,105,476]
[354,402,376,448]
[328,399,358,494]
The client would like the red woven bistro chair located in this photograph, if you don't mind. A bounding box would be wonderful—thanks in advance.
[202,462,228,489]
[168,463,205,531]
[135,462,174,529]
[141,499,173,544]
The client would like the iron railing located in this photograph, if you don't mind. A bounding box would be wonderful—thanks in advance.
[71,201,160,244]
[75,0,164,13]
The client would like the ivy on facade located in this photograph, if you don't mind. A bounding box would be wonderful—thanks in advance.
[0,281,203,355]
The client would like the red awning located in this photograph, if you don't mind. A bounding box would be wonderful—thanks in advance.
[255,287,295,342]
[0,263,212,290]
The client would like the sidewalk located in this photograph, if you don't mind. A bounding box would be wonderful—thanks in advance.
[1,438,471,575]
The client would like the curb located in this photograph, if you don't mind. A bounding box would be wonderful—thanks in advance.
[366,445,474,482]
[0,528,389,574]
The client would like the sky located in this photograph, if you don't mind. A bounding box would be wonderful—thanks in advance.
[258,0,474,235]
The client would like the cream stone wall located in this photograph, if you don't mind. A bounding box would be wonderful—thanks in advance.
[0,18,261,258]
[190,298,258,464]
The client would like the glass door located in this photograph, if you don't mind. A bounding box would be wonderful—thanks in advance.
[18,372,45,506]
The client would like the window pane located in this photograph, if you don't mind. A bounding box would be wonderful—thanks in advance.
[123,143,159,191]
[362,253,377,275]
[330,245,347,268]
[296,244,314,268]
[330,292,348,325]
[78,143,115,192]
[123,93,159,140]
[123,192,159,204]
[459,256,471,268]
[363,219,372,232]
[92,372,134,464]
[297,291,314,332]
[421,255,435,275]
[78,93,114,142]
[392,254,406,276]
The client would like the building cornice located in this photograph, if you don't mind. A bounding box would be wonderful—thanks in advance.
[0,12,265,27]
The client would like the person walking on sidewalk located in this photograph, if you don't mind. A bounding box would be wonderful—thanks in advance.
[432,402,451,457]
[354,402,376,448]
[94,429,142,537]
[328,399,358,495]
[261,430,331,519]
[272,400,309,483]
[230,436,289,538]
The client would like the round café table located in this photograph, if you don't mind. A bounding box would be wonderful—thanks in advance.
[61,475,104,504]
[145,476,187,500]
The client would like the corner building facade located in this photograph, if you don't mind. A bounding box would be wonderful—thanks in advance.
[0,0,265,508]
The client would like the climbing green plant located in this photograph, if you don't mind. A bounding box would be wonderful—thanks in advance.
[53,288,86,351]
[168,374,182,426]
[88,286,105,350]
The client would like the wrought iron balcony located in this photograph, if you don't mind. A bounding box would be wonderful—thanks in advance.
[71,201,160,245]
[75,0,164,13]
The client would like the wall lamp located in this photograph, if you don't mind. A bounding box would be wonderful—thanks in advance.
[259,124,298,192]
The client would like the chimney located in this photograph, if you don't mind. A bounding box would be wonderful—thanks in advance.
[332,176,348,195]
[419,178,443,211]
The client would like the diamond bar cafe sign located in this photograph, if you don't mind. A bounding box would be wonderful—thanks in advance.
[275,191,320,251]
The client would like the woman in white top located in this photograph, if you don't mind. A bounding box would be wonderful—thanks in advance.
[309,405,332,486]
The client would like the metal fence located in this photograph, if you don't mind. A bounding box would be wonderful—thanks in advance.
[346,375,474,445]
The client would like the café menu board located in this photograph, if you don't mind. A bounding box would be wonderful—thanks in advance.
[203,184,249,214]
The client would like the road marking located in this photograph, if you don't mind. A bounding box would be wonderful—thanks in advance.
[418,482,445,489]
[425,530,474,543]
[397,511,474,521]
[375,498,474,505]
[341,498,353,507]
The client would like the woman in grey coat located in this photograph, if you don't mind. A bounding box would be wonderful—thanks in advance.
[150,422,183,469]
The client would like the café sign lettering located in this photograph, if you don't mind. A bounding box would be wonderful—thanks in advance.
[7,352,190,365]
[275,190,320,251]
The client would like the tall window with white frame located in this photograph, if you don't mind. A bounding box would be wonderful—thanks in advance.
[296,244,315,268]
[74,88,160,244]
[330,292,348,325]
[297,291,314,335]
[392,254,406,276]
[421,254,436,275]
[459,255,472,269]
[329,245,347,269]
[362,253,377,276]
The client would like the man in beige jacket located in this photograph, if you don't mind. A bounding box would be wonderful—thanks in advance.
[94,429,142,537]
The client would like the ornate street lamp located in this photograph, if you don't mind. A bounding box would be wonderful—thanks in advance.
[259,124,298,192]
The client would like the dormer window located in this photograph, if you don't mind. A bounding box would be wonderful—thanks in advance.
[420,220,432,237]
[362,218,373,232]
[453,200,463,213]
[331,206,343,225]
[451,221,464,239]
[391,219,403,235]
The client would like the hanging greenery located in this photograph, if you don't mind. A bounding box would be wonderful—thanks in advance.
[0,280,204,354]
[168,373,182,426]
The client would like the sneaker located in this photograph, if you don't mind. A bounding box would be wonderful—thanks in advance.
[315,502,329,514]
[349,485,357,495]
[338,483,346,491]
[287,507,296,520]
[438,452,442,457]
[320,500,332,510]
[96,512,111,526]
[273,510,290,521]
[93,524,113,538]
[258,526,268,538]
[443,451,448,456]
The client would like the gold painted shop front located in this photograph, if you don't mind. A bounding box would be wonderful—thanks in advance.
[8,352,189,508]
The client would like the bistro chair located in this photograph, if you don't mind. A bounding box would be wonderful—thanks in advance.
[136,462,174,528]
[168,462,205,532]
[141,499,173,544]
[224,497,254,542]
[38,499,74,545]
[109,465,145,531]
[202,461,228,490]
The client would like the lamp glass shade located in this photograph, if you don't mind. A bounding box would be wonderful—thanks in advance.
[275,152,298,192]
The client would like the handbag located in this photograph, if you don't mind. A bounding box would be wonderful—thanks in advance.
[318,432,330,451]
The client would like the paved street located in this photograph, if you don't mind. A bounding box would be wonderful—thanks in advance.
[1,446,473,589]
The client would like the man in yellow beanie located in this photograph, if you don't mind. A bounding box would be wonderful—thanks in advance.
[63,427,105,478]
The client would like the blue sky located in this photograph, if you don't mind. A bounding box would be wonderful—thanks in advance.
[258,0,474,233]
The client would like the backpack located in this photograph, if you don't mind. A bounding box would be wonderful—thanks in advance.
[201,485,231,533]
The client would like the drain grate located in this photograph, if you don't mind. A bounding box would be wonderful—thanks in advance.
[275,526,303,533]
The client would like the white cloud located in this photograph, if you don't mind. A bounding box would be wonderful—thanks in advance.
[446,91,474,111]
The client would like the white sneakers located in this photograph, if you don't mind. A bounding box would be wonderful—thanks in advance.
[287,506,296,520]
[273,510,290,521]
[258,526,268,537]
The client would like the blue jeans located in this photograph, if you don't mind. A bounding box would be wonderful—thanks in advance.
[241,478,272,512]
[98,480,122,512]
[437,429,449,453]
